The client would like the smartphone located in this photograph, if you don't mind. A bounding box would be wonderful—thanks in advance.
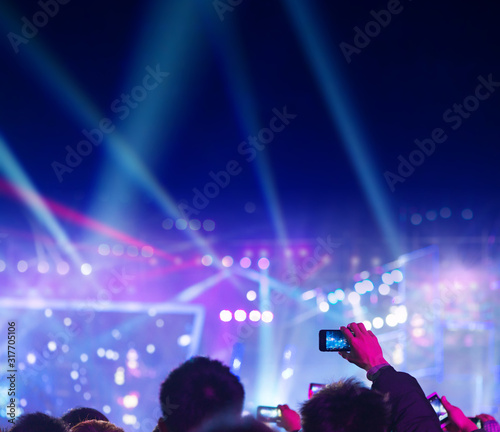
[469,417,483,428]
[256,406,281,423]
[308,383,326,399]
[427,393,449,428]
[319,330,351,351]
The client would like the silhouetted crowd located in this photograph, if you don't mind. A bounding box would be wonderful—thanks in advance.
[7,323,500,432]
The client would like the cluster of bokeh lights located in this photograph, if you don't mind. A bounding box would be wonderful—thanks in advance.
[202,255,270,269]
[219,309,273,323]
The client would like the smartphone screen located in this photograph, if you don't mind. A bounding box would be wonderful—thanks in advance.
[427,393,449,426]
[308,383,326,399]
[319,330,351,351]
[256,406,281,423]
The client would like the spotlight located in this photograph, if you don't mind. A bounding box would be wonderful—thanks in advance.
[234,310,247,322]
[372,317,384,329]
[178,335,191,347]
[81,263,92,275]
[222,256,234,267]
[220,310,232,322]
[319,301,329,312]
[246,290,257,301]
[240,257,251,268]
[249,310,261,322]
[258,257,270,270]
[201,255,213,266]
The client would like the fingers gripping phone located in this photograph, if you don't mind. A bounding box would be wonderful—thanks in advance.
[319,330,351,351]
[427,393,449,428]
[256,406,281,423]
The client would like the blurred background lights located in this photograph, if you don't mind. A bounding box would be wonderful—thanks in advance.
[354,282,365,295]
[80,354,88,362]
[112,329,121,339]
[37,261,49,273]
[440,207,451,218]
[201,255,213,266]
[114,367,125,385]
[81,263,92,275]
[162,218,174,230]
[426,210,437,221]
[83,392,91,401]
[0,259,5,272]
[64,317,72,326]
[327,292,338,304]
[232,358,241,370]
[362,320,372,331]
[359,270,370,279]
[57,261,70,275]
[462,208,473,220]
[234,309,247,322]
[372,317,384,329]
[97,348,105,357]
[381,272,394,285]
[177,334,191,347]
[203,219,215,231]
[249,310,261,322]
[246,290,257,301]
[146,344,155,354]
[17,260,28,273]
[348,291,360,305]
[112,244,124,256]
[410,214,422,225]
[47,341,57,352]
[175,218,188,230]
[258,257,270,270]
[141,246,154,257]
[240,257,251,268]
[335,289,345,301]
[44,309,53,318]
[281,368,294,379]
[122,415,137,425]
[123,394,139,409]
[391,269,404,283]
[70,371,79,380]
[189,219,201,230]
[319,301,329,312]
[385,314,398,327]
[261,311,273,323]
[27,353,36,364]
[220,310,232,322]
[98,243,110,255]
[378,284,391,295]
[395,305,408,323]
[103,406,111,415]
[156,319,164,327]
[221,256,234,267]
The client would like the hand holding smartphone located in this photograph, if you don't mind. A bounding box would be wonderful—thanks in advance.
[427,392,449,428]
[256,406,281,423]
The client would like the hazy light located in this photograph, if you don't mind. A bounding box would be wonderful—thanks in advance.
[178,334,191,347]
[412,328,425,338]
[360,270,370,279]
[234,310,247,322]
[232,358,241,370]
[80,354,88,362]
[97,348,105,357]
[127,246,138,256]
[47,341,57,352]
[319,301,330,312]
[189,219,201,230]
[81,263,92,275]
[146,344,155,354]
[64,317,72,326]
[426,210,437,221]
[372,317,384,329]
[57,261,70,275]
[156,319,164,327]
[258,257,270,270]
[378,284,391,295]
[17,260,28,273]
[103,405,111,414]
[27,353,36,364]
[391,269,404,283]
[203,220,215,231]
[112,244,124,256]
[162,218,174,229]
[261,311,274,323]
[175,219,188,230]
[348,292,361,305]
[327,292,338,304]
[362,320,372,331]
[462,209,473,220]
[0,260,5,272]
[222,256,234,267]
[381,272,393,285]
[335,289,345,301]
[410,214,422,225]
[281,368,294,379]
[123,394,139,409]
[301,290,316,301]
[44,309,53,318]
[38,261,49,273]
[141,246,154,257]
[201,255,213,266]
[363,279,374,291]
[122,414,137,425]
[70,371,79,380]
[354,282,366,294]
[386,314,398,327]
[440,207,451,218]
[240,257,251,268]
[220,310,232,322]
[395,305,408,323]
[249,310,261,322]
[246,290,257,301]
